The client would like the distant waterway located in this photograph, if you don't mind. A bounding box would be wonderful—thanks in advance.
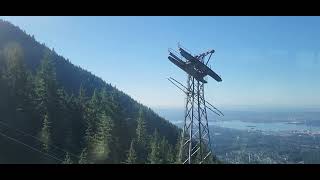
[155,108,320,133]
[173,120,320,133]
[212,120,320,133]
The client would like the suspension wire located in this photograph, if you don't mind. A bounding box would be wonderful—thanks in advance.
[202,99,224,116]
[205,53,212,65]
[0,130,63,163]
[168,77,224,116]
[167,78,188,94]
[0,120,81,160]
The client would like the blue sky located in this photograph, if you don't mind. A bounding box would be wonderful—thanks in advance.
[1,16,320,110]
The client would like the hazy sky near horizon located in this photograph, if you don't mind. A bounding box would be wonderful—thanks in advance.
[1,16,320,110]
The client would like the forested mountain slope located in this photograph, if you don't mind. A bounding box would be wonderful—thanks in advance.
[0,19,181,164]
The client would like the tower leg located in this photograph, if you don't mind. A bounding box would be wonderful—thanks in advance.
[180,76,213,164]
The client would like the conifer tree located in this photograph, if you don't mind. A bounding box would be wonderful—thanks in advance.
[34,52,59,153]
[2,42,26,100]
[100,87,113,115]
[159,137,174,164]
[148,129,162,164]
[62,152,72,164]
[2,42,32,127]
[175,132,183,164]
[41,113,51,152]
[93,112,113,161]
[135,108,148,163]
[136,108,147,147]
[78,84,87,108]
[78,148,88,164]
[84,89,100,153]
[34,51,58,126]
[126,140,137,164]
[166,145,175,164]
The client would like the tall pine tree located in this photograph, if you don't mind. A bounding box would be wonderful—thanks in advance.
[93,112,113,162]
[160,137,174,164]
[2,42,27,105]
[148,129,162,164]
[62,152,73,164]
[78,148,88,164]
[35,51,59,153]
[40,112,51,152]
[136,108,147,147]
[135,108,148,163]
[125,139,137,164]
[2,42,32,129]
[84,89,100,155]
[175,132,183,164]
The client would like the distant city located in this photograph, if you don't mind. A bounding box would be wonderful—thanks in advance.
[154,107,320,163]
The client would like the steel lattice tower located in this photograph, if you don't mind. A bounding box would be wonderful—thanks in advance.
[167,45,223,164]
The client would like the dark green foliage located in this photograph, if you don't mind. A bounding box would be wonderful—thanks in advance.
[40,113,51,152]
[93,112,113,162]
[1,42,33,131]
[148,129,162,164]
[125,140,137,164]
[160,136,174,164]
[84,89,100,148]
[62,152,73,164]
[78,148,88,164]
[2,42,27,105]
[175,132,183,164]
[0,20,183,164]
[135,108,148,163]
[136,108,147,147]
[33,52,59,134]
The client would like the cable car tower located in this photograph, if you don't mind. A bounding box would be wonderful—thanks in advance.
[167,44,223,164]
